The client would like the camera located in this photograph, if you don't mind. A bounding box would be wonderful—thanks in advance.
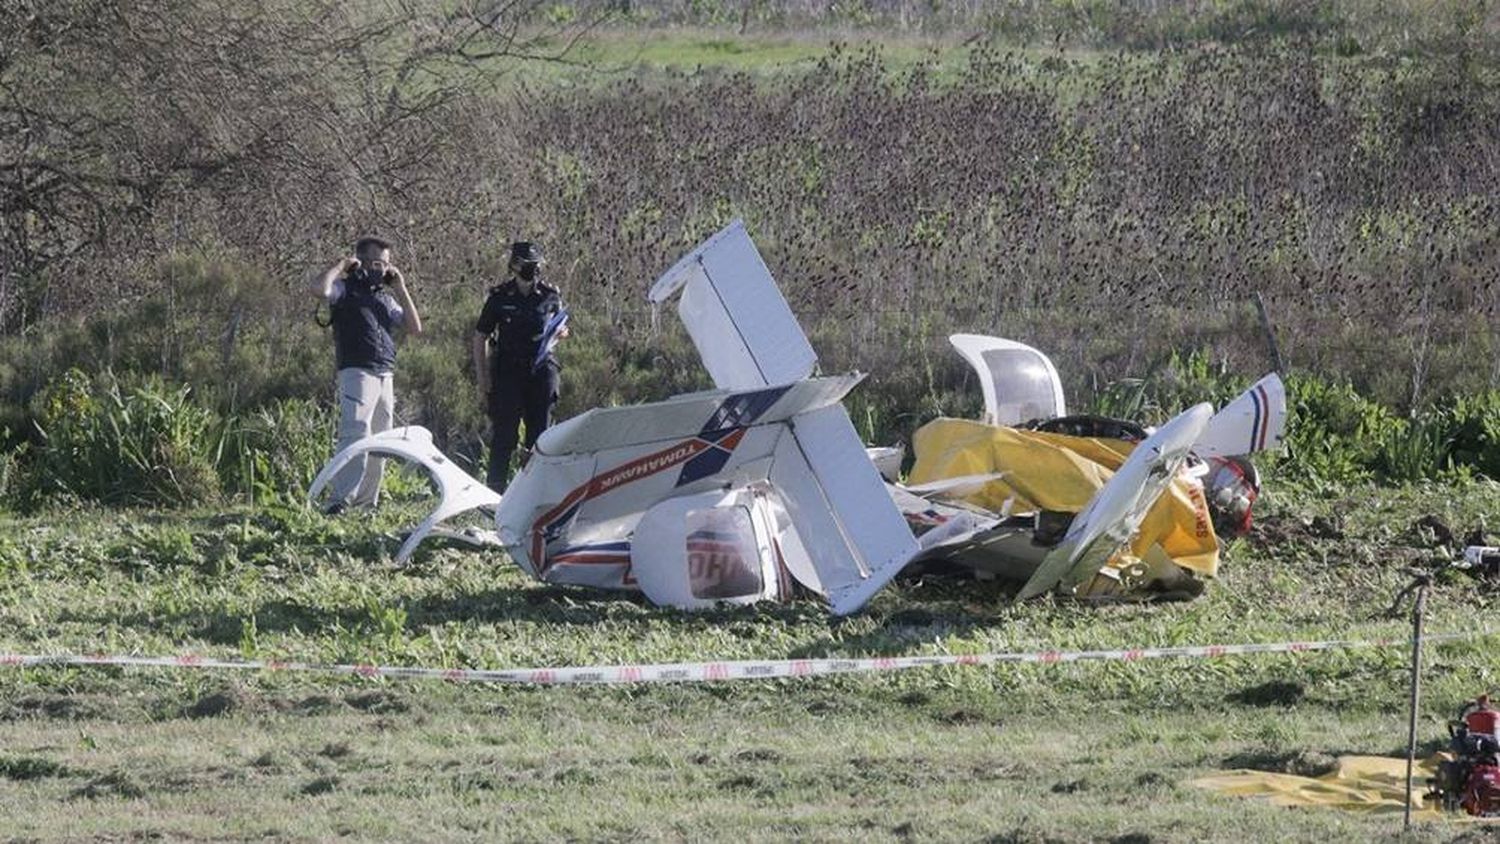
[347,265,388,293]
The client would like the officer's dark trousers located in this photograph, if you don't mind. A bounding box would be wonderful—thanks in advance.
[487,359,559,492]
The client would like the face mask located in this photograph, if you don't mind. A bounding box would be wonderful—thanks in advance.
[517,263,539,282]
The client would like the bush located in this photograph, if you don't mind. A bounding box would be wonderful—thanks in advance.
[1373,416,1453,484]
[1276,375,1403,488]
[217,398,333,506]
[30,371,223,507]
[1439,390,1500,480]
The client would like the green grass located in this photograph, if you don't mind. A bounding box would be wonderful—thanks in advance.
[1,478,1498,838]
[566,28,850,71]
[520,27,1104,84]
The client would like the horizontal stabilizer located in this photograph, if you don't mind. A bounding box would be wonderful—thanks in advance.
[770,405,920,615]
[536,374,862,457]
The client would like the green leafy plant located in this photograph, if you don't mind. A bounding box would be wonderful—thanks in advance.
[1374,416,1453,484]
[30,371,222,507]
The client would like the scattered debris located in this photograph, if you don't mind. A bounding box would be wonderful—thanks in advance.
[310,221,1286,614]
[1410,515,1455,548]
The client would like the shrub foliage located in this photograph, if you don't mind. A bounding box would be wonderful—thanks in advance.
[5,3,1500,505]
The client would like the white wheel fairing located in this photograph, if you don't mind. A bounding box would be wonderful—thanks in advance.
[630,490,783,611]
[307,426,500,563]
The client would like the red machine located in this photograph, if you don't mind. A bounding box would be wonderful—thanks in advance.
[1429,695,1500,817]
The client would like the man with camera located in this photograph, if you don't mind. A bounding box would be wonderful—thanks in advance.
[472,241,568,493]
[308,236,423,513]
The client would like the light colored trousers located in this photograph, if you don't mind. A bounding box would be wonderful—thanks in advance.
[330,368,395,507]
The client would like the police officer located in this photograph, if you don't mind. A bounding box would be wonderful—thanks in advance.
[309,236,423,513]
[472,241,568,493]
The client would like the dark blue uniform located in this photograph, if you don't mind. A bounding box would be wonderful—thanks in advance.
[476,278,564,491]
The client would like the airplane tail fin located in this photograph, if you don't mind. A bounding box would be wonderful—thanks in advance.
[648,219,817,390]
[1194,373,1287,458]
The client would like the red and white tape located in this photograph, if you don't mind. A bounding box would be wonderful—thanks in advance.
[0,631,1484,686]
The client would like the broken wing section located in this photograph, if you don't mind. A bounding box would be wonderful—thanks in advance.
[1016,403,1212,600]
[769,404,920,616]
[647,219,817,390]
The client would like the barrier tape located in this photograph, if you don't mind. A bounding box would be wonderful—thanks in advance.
[0,630,1487,686]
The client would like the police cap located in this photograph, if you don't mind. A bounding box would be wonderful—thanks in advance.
[510,241,545,265]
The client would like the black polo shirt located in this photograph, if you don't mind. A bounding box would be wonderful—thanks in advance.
[475,278,564,365]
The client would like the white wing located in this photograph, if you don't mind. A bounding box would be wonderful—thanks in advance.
[1016,404,1212,600]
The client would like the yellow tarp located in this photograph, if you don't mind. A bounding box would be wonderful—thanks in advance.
[908,418,1220,577]
[1191,754,1497,821]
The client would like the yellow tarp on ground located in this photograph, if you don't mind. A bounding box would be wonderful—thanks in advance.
[1191,755,1498,822]
[908,418,1220,577]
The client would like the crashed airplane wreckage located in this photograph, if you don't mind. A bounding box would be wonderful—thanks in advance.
[309,221,1287,615]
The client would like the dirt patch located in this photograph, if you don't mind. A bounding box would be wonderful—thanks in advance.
[291,694,340,715]
[1226,680,1305,707]
[183,684,267,719]
[70,770,146,800]
[299,776,339,796]
[1221,749,1337,778]
[1250,513,1344,547]
[896,690,930,707]
[2,693,123,722]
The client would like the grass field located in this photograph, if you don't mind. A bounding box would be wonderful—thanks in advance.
[8,10,1500,841]
[1,477,1497,841]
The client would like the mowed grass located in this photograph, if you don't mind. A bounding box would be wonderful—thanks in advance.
[551,27,957,73]
[0,478,1497,841]
[516,27,1100,85]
